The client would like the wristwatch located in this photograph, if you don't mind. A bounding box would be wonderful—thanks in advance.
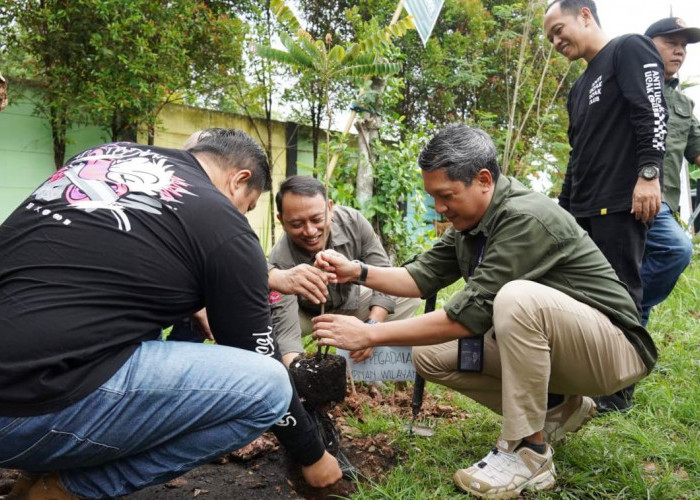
[638,165,660,180]
[364,318,379,325]
[353,260,369,284]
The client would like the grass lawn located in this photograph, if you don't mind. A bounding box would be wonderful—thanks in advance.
[346,243,700,499]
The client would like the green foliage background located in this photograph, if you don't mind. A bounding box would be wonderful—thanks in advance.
[0,0,582,259]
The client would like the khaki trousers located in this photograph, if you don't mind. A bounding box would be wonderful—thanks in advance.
[412,280,647,441]
[297,286,421,349]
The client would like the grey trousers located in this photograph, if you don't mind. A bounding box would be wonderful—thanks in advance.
[413,280,647,441]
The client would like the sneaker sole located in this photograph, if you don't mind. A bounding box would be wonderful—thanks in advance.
[454,466,556,499]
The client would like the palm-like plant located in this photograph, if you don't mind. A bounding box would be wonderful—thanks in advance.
[257,0,413,183]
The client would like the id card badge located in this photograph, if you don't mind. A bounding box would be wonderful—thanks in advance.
[458,336,484,372]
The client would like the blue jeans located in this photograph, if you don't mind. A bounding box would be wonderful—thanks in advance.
[0,341,292,498]
[641,203,693,325]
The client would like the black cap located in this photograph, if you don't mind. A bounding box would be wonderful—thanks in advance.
[644,17,700,43]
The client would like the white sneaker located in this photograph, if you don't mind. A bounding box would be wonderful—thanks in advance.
[453,438,556,499]
[544,395,596,444]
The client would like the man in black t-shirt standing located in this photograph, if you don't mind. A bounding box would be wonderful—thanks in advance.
[0,129,340,499]
[544,0,668,413]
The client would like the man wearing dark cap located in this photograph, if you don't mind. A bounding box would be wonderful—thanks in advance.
[544,0,669,413]
[640,17,700,326]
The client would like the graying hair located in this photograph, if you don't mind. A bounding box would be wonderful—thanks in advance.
[418,124,500,185]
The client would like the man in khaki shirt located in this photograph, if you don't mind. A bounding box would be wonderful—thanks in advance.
[269,175,420,367]
[313,124,656,499]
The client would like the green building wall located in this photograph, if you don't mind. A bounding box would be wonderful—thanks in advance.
[0,92,107,222]
[0,93,316,254]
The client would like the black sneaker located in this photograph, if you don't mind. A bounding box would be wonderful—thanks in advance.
[594,384,634,414]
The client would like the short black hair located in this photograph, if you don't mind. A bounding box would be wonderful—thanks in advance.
[187,128,271,192]
[275,176,326,215]
[418,124,500,185]
[546,0,601,28]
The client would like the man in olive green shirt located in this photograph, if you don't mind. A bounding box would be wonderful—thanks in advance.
[312,125,656,499]
[640,18,700,325]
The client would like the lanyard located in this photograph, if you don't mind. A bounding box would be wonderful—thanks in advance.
[460,232,488,373]
[469,233,487,277]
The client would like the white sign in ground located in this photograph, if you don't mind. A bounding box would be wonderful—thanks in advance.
[404,0,445,46]
[337,346,416,382]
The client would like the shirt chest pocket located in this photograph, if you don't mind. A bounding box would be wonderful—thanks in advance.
[673,102,691,118]
[669,102,692,139]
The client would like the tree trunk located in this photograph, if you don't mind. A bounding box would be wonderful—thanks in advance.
[310,96,322,174]
[110,109,137,142]
[266,94,276,245]
[355,76,386,206]
[147,123,155,146]
[50,107,67,169]
[264,0,276,245]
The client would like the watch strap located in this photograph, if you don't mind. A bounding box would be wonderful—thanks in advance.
[638,165,659,179]
[353,260,368,284]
